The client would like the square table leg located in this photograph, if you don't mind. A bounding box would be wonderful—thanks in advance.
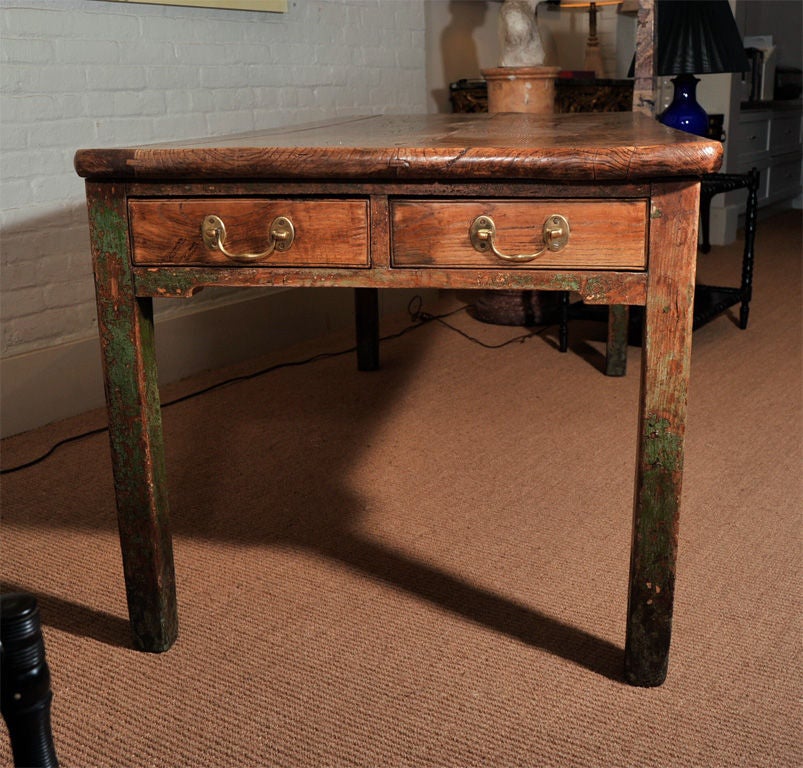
[605,304,629,377]
[354,287,380,371]
[624,181,699,686]
[87,183,178,653]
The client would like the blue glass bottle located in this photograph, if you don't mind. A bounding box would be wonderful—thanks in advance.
[659,74,709,137]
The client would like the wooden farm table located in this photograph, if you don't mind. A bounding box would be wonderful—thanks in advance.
[75,112,722,686]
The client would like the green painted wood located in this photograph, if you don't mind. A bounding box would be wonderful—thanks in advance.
[625,182,699,686]
[86,182,178,653]
[131,265,649,305]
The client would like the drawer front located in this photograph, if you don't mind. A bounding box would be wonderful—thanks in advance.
[129,198,369,267]
[391,200,647,270]
[734,116,771,160]
[768,154,803,200]
[770,113,802,155]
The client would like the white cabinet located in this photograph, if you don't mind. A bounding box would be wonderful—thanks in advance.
[706,102,802,245]
[730,105,801,206]
[767,109,803,202]
[701,0,802,245]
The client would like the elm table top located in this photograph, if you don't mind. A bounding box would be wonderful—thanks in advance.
[75,112,723,182]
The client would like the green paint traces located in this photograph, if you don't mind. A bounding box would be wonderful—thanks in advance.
[644,415,682,471]
[553,274,581,291]
[147,269,223,296]
[89,200,127,258]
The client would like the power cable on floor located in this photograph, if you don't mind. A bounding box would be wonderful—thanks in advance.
[0,298,548,476]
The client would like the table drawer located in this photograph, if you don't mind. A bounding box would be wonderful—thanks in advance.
[769,113,801,155]
[733,115,771,160]
[768,154,803,200]
[129,198,370,267]
[391,200,647,270]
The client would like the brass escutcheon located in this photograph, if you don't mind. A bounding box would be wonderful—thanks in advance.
[469,213,570,263]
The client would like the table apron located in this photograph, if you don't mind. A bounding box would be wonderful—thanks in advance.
[125,181,653,199]
[132,266,648,305]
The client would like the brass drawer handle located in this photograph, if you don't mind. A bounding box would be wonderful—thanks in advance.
[469,214,570,263]
[201,214,295,262]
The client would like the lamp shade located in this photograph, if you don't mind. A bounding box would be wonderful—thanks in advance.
[656,0,750,76]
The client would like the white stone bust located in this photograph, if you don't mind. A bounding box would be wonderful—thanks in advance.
[498,0,545,67]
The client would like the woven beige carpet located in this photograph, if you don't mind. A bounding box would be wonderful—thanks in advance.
[2,210,801,767]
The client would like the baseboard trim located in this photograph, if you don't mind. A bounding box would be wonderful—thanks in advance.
[0,287,435,438]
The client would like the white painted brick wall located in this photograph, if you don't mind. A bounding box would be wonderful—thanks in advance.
[0,0,427,358]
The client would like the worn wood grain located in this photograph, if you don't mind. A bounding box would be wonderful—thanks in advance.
[625,181,700,686]
[633,0,656,117]
[125,180,653,201]
[75,112,722,183]
[391,199,647,270]
[129,198,370,267]
[86,181,178,653]
[132,264,648,305]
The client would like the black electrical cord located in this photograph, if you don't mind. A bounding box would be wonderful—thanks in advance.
[0,298,548,476]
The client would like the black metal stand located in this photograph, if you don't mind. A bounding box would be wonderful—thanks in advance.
[559,168,760,366]
[695,168,760,330]
[1,593,59,768]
